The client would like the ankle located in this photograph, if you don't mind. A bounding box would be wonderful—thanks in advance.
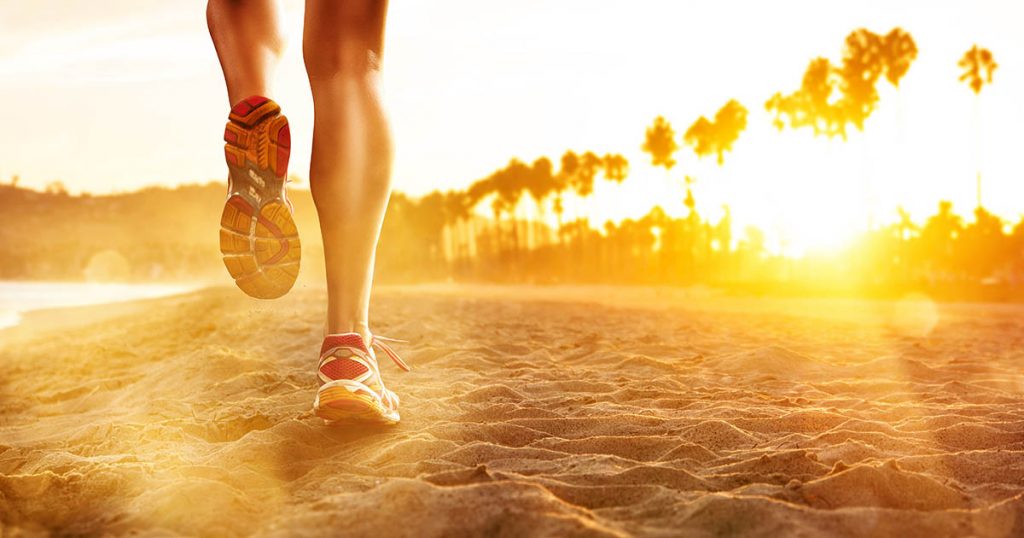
[325,320,372,344]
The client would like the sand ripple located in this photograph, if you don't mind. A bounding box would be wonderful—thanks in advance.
[2,286,1024,536]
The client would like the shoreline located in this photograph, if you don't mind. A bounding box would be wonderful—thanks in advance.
[0,284,209,347]
[0,281,204,332]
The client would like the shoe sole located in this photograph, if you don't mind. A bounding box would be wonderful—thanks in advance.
[314,386,401,425]
[220,96,300,299]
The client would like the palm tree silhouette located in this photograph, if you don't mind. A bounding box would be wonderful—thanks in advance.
[553,151,579,242]
[468,173,501,254]
[602,154,629,183]
[573,151,601,198]
[462,175,492,254]
[642,116,679,169]
[838,29,885,133]
[684,100,749,165]
[415,191,448,265]
[683,99,748,236]
[768,29,914,141]
[495,159,530,253]
[878,28,918,167]
[839,29,918,226]
[562,151,602,248]
[443,189,472,263]
[959,45,998,209]
[838,28,917,135]
[642,116,681,248]
[526,157,555,211]
[960,45,998,94]
[882,28,917,88]
[766,57,846,138]
[879,28,918,141]
[525,157,555,248]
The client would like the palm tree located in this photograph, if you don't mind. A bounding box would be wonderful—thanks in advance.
[602,154,629,183]
[642,117,681,253]
[839,29,917,227]
[959,45,998,94]
[882,28,917,88]
[467,172,501,255]
[880,28,918,138]
[490,196,506,252]
[466,176,493,209]
[495,159,530,253]
[573,151,601,197]
[959,45,998,209]
[642,116,679,169]
[837,28,916,134]
[415,191,449,264]
[525,157,555,248]
[683,99,748,241]
[838,29,885,133]
[560,151,602,246]
[526,157,555,210]
[767,28,912,141]
[766,57,846,139]
[443,189,472,263]
[684,100,748,165]
[552,151,579,242]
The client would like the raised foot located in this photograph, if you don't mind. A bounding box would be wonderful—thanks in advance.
[220,95,299,300]
[220,197,300,299]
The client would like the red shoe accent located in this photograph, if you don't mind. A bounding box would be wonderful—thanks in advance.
[227,195,254,216]
[244,95,269,108]
[255,210,290,264]
[320,357,370,381]
[230,101,252,117]
[321,334,371,355]
[278,123,291,148]
[225,148,240,167]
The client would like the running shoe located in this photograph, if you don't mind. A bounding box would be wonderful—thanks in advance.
[314,333,410,424]
[219,95,300,299]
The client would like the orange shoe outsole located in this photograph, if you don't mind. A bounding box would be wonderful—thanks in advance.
[220,96,300,299]
[314,386,401,425]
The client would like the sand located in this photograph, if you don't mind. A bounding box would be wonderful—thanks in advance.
[2,284,1024,537]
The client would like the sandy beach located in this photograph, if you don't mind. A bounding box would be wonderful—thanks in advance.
[2,285,1023,536]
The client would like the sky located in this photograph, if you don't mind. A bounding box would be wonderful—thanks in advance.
[1,0,1022,253]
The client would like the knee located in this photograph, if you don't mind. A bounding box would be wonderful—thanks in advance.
[303,40,379,81]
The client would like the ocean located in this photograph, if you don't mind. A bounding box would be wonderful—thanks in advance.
[0,281,198,329]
